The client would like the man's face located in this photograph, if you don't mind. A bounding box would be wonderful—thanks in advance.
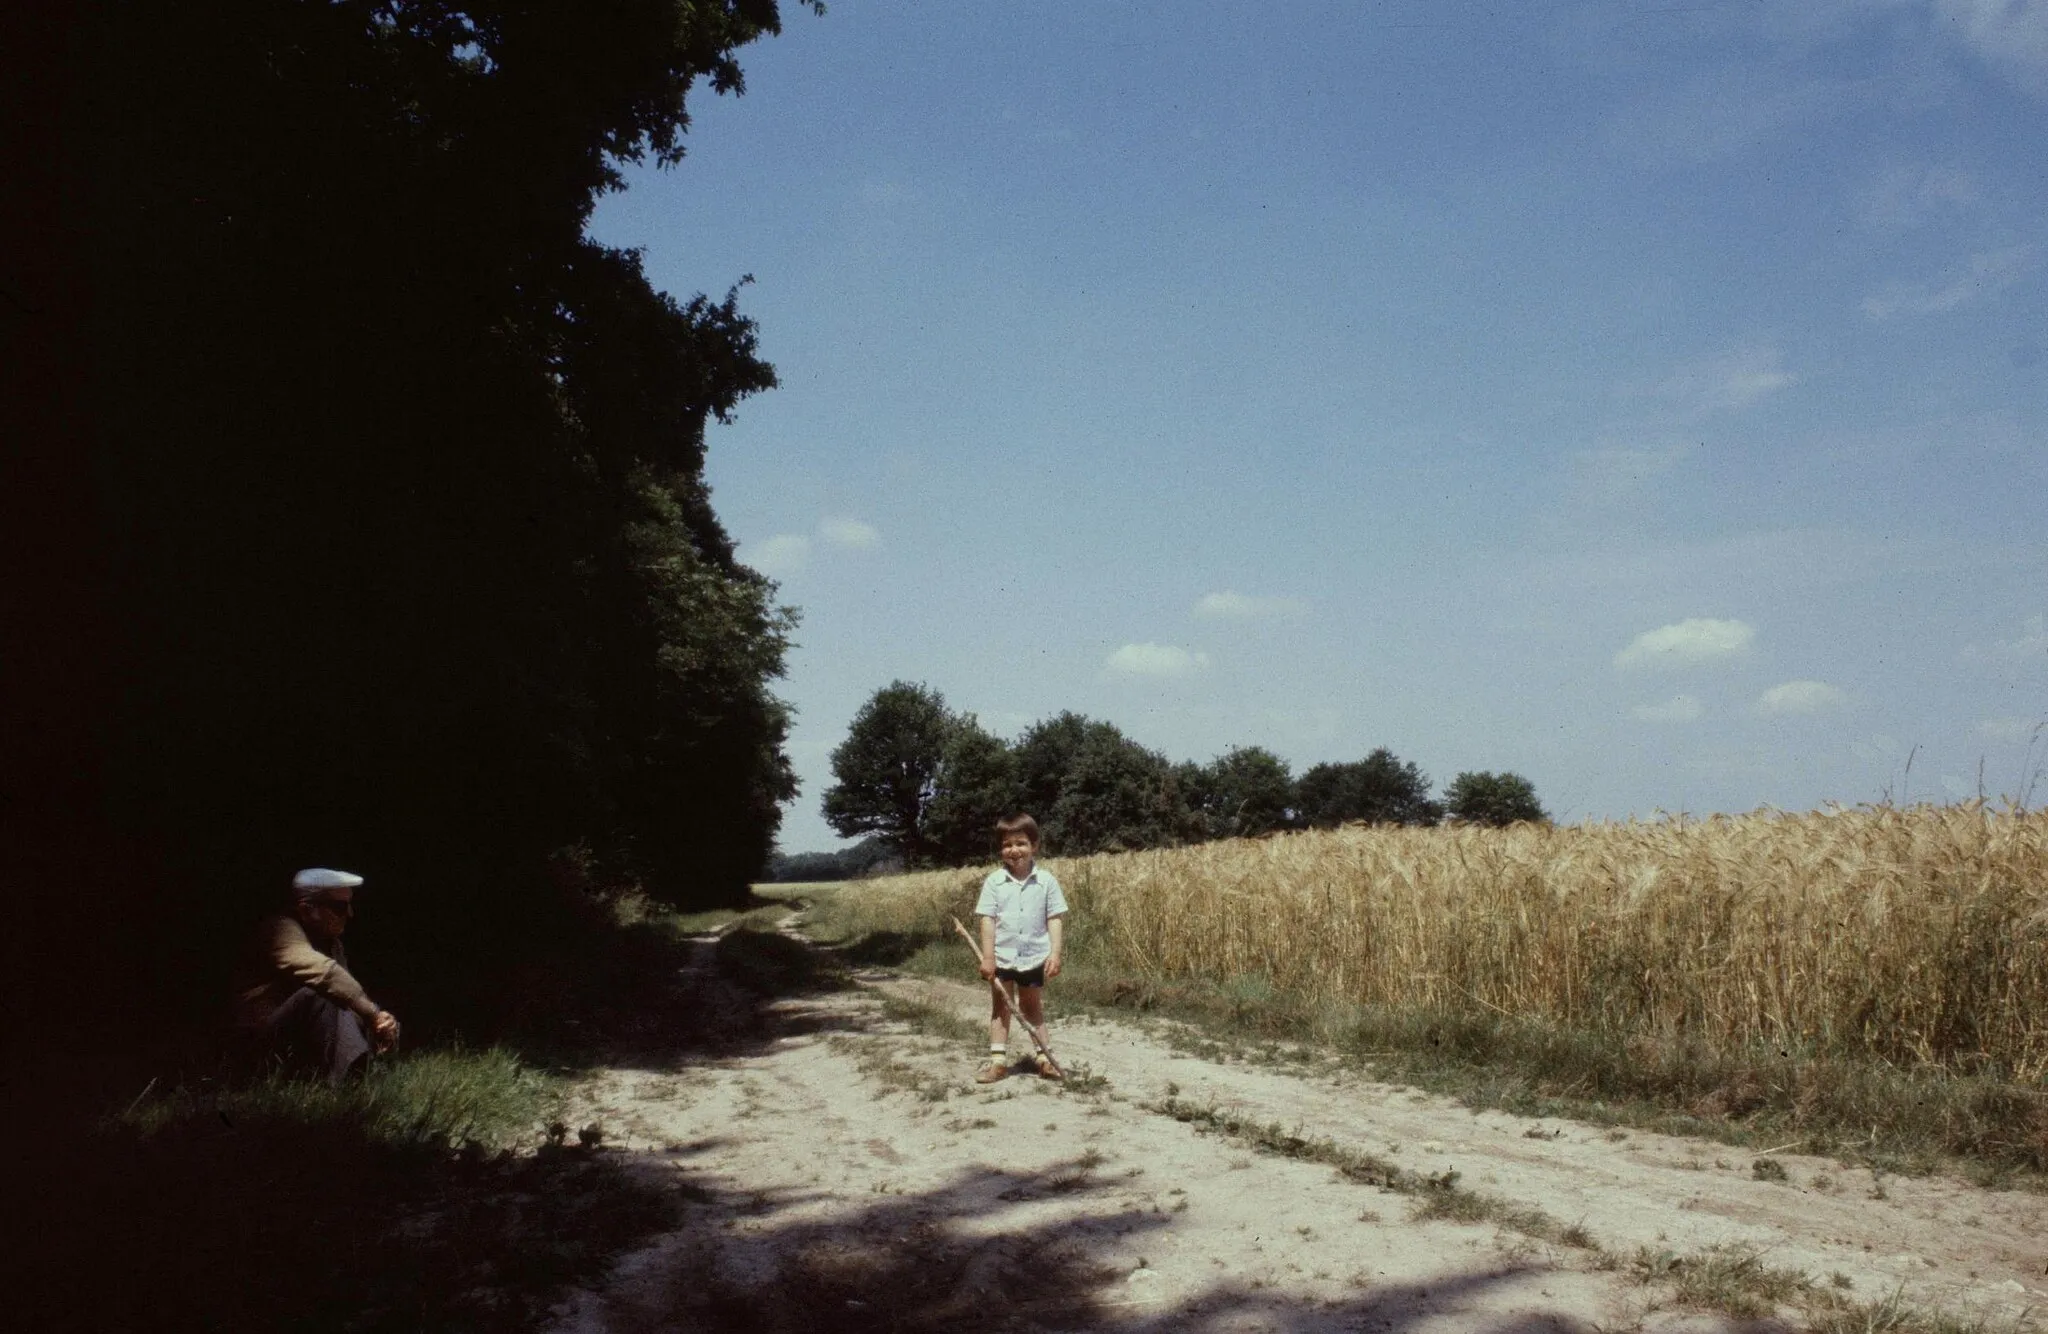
[1000,833,1036,877]
[303,888,355,937]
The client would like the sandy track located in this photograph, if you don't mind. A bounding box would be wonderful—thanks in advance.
[546,930,2047,1333]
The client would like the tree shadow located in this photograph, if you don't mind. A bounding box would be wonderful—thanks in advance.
[583,1156,1597,1334]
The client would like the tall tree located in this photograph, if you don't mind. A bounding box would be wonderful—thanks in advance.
[1044,724,1181,856]
[1445,771,1548,826]
[923,715,1024,865]
[821,682,956,865]
[1297,749,1442,828]
[1200,746,1298,839]
[40,0,819,1025]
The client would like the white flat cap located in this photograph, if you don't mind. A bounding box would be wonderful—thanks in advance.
[292,867,365,899]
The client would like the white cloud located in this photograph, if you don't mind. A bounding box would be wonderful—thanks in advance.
[1862,245,2039,319]
[1105,643,1209,677]
[744,533,811,577]
[1756,680,1849,715]
[1936,0,2048,96]
[819,517,881,549]
[1615,618,1757,670]
[1193,590,1309,619]
[1659,345,1799,413]
[1976,716,2045,743]
[1631,695,1704,723]
[1962,613,2048,662]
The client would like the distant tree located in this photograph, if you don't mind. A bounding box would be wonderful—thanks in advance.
[821,682,954,864]
[768,835,900,883]
[1200,746,1297,839]
[1167,759,1218,844]
[1445,771,1547,826]
[922,714,1023,865]
[1013,711,1104,824]
[1296,749,1441,828]
[1012,713,1182,855]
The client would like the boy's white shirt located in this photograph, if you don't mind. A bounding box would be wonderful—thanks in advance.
[974,863,1068,970]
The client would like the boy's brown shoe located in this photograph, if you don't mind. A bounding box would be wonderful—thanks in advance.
[975,1059,1008,1084]
[1034,1053,1064,1081]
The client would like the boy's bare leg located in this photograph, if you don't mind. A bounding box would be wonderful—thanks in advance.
[988,979,1015,1052]
[1018,985,1047,1044]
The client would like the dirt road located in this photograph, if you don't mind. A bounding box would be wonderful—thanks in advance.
[545,923,2047,1332]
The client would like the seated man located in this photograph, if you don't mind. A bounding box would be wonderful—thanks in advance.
[232,868,399,1084]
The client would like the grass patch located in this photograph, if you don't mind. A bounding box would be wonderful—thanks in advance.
[28,1049,680,1332]
[1145,1094,1595,1249]
[715,920,850,995]
[828,1034,955,1103]
[1627,1245,2028,1333]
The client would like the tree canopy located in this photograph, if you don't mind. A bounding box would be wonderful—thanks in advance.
[1296,750,1442,828]
[1446,771,1549,826]
[821,681,957,864]
[28,0,818,1027]
[814,685,1545,867]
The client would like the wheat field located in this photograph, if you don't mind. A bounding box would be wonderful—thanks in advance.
[830,804,2048,1079]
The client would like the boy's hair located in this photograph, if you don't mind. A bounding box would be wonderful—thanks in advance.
[994,813,1040,847]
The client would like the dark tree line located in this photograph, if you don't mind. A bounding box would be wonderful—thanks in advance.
[819,682,1547,867]
[15,1,818,1031]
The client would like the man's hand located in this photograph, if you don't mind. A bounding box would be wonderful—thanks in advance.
[371,1009,400,1053]
[978,957,997,982]
[1045,952,1063,980]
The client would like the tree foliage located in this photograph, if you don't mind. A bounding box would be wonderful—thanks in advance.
[923,716,1024,866]
[33,0,816,1024]
[1445,771,1548,826]
[821,682,955,864]
[1198,746,1297,839]
[1296,749,1442,828]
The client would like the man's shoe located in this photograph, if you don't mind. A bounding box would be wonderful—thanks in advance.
[975,1059,1008,1084]
[1034,1053,1064,1081]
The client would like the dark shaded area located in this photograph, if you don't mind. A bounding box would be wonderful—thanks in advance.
[14,2,819,1062]
[17,1120,678,1334]
[11,902,824,1330]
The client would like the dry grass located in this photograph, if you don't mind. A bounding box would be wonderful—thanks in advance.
[829,804,2048,1077]
[810,805,2048,1171]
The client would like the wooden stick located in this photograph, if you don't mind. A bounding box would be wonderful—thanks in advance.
[952,916,1066,1080]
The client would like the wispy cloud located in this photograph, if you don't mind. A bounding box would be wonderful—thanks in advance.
[1756,680,1849,715]
[1659,345,1799,413]
[1605,66,1847,164]
[1566,444,1690,510]
[1975,716,2045,743]
[1615,618,1757,670]
[1962,613,2048,662]
[1858,162,1980,231]
[1106,643,1209,677]
[1862,244,2039,319]
[1935,0,2048,96]
[744,533,811,577]
[1193,591,1309,620]
[819,517,881,549]
[1631,694,1704,723]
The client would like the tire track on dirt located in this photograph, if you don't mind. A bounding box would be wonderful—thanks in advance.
[545,930,2047,1332]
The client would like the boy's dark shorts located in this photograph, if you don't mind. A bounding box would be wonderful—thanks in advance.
[994,963,1046,988]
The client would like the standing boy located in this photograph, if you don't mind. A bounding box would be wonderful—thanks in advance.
[974,813,1067,1082]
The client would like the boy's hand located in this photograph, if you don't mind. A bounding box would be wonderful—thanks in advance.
[978,957,996,982]
[1045,953,1062,979]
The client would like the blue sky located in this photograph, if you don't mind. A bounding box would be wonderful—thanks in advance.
[588,1,2048,851]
